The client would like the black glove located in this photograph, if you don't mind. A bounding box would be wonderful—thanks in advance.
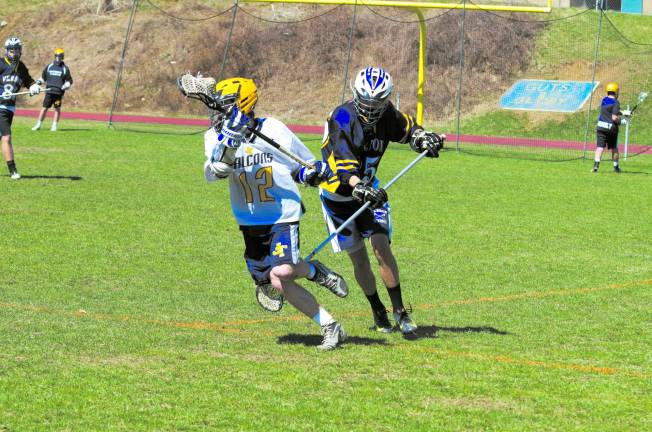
[352,182,388,209]
[410,129,444,158]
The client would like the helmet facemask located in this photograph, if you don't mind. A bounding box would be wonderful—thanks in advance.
[352,92,390,127]
[4,37,22,63]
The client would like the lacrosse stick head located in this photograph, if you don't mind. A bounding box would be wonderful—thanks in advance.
[177,73,219,110]
[638,91,648,104]
[255,283,284,313]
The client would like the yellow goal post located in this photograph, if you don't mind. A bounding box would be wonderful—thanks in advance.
[241,0,553,125]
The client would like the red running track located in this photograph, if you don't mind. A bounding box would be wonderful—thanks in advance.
[15,109,651,154]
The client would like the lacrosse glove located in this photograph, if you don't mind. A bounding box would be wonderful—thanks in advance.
[410,129,444,158]
[28,83,41,96]
[298,161,332,187]
[218,106,251,148]
[352,181,388,209]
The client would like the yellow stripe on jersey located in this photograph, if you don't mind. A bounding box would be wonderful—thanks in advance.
[321,136,330,149]
[336,164,358,171]
[335,159,359,166]
[320,151,341,193]
[399,112,415,143]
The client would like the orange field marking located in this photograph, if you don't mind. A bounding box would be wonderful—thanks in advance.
[1,279,650,378]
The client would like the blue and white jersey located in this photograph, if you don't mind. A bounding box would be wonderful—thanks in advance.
[204,117,315,226]
[596,96,620,133]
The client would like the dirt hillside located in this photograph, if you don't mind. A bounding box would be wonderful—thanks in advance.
[0,0,542,124]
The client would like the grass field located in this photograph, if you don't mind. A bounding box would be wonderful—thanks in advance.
[1,117,651,431]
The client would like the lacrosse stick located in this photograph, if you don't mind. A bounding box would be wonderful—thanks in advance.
[304,146,437,261]
[1,87,53,98]
[177,73,314,169]
[255,283,284,313]
[630,91,648,114]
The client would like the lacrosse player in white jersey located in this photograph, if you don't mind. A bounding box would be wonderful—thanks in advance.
[203,77,348,350]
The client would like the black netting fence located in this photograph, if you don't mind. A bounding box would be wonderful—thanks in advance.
[106,0,652,160]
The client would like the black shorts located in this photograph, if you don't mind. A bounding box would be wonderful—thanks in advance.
[320,195,391,252]
[596,130,618,150]
[43,93,63,109]
[0,109,14,136]
[240,222,300,285]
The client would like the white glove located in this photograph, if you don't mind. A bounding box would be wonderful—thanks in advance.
[620,118,628,125]
[621,109,631,117]
[28,83,41,96]
[61,81,71,91]
[35,79,44,86]
[208,160,233,179]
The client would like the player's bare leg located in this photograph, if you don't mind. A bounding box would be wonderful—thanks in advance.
[2,135,19,179]
[592,147,604,172]
[51,107,61,131]
[33,108,48,131]
[348,243,394,333]
[370,233,417,336]
[612,149,621,172]
[270,264,346,350]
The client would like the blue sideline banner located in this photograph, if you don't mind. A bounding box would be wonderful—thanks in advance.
[500,80,599,113]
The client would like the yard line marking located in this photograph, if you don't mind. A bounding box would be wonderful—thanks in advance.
[218,278,652,327]
[399,345,647,379]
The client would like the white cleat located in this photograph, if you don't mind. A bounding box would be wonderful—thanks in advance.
[50,125,57,132]
[318,321,347,351]
[309,260,348,298]
[10,172,21,180]
[32,124,41,131]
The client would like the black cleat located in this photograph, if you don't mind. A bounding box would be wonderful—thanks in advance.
[370,309,394,333]
[614,166,621,173]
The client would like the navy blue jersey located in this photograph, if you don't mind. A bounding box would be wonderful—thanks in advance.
[42,62,73,96]
[320,101,418,197]
[596,96,620,134]
[0,57,35,112]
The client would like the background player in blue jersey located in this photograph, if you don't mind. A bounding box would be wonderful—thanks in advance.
[200,76,349,350]
[32,48,73,132]
[319,67,444,337]
[1,37,41,179]
[592,82,623,173]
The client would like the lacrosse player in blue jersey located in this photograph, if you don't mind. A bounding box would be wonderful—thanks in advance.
[201,77,349,350]
[319,67,444,337]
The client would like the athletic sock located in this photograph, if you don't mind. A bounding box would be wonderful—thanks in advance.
[7,160,17,174]
[386,284,405,312]
[312,306,335,326]
[306,262,317,280]
[365,291,386,312]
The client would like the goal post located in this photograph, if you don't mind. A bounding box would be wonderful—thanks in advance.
[241,0,552,125]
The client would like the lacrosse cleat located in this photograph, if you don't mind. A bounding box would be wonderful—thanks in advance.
[393,308,418,336]
[10,171,21,180]
[318,321,347,351]
[308,260,348,298]
[31,124,40,131]
[371,309,394,333]
[50,124,57,132]
[614,166,621,173]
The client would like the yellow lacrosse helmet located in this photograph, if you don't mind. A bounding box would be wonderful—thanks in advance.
[213,77,258,115]
[605,82,619,95]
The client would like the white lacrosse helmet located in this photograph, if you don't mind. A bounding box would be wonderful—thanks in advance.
[4,37,22,62]
[351,67,393,126]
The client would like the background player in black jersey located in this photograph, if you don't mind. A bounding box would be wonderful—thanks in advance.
[1,37,41,180]
[32,48,73,132]
[592,82,623,173]
[319,67,444,337]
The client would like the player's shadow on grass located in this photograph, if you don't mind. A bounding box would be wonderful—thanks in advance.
[277,333,389,347]
[57,128,93,132]
[12,175,83,181]
[414,325,510,339]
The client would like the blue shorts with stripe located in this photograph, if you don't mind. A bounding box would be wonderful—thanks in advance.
[240,222,300,285]
[319,194,391,253]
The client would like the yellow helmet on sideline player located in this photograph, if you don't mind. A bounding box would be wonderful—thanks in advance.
[605,82,619,96]
[213,77,258,115]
